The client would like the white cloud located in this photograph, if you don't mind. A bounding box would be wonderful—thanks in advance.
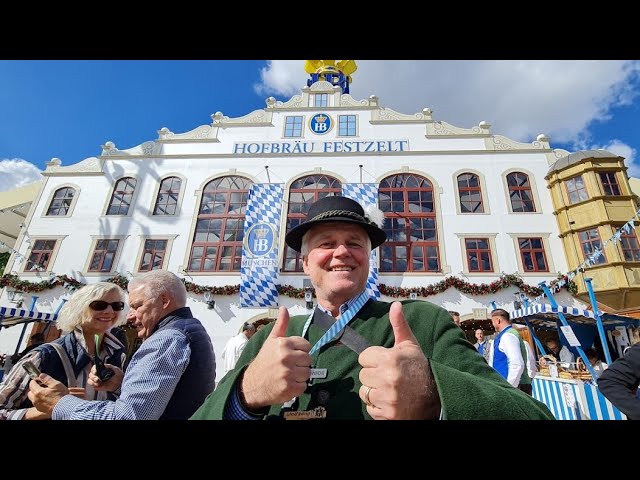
[256,60,640,145]
[0,159,43,192]
[590,139,639,177]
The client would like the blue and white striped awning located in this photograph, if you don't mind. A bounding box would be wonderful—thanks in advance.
[510,304,639,330]
[0,306,58,328]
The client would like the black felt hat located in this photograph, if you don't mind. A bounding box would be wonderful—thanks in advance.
[285,195,387,253]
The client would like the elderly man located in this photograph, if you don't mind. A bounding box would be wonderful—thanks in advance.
[28,270,216,419]
[191,196,553,420]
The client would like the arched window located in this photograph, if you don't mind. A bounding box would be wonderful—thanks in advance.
[153,176,182,215]
[282,174,342,272]
[507,172,536,212]
[46,187,75,216]
[188,176,253,272]
[379,174,440,272]
[457,173,484,213]
[106,177,137,215]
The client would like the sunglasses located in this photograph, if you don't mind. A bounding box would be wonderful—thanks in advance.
[89,300,125,312]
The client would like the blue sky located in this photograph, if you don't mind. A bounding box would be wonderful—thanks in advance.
[1,60,639,191]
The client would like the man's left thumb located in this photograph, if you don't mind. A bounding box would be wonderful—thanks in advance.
[389,301,418,346]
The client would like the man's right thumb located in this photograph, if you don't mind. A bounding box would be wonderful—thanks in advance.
[270,306,290,337]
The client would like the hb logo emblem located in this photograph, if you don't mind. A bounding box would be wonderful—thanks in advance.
[310,113,332,135]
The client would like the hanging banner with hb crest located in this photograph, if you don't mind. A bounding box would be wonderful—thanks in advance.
[342,184,381,299]
[240,184,284,307]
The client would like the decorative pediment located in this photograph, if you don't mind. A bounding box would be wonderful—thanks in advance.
[272,94,306,109]
[427,121,485,137]
[100,140,163,156]
[484,134,550,151]
[158,125,220,142]
[43,157,104,174]
[308,80,340,93]
[372,107,432,124]
[211,109,273,127]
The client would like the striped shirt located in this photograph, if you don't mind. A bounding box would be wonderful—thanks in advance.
[0,329,124,420]
[53,328,191,420]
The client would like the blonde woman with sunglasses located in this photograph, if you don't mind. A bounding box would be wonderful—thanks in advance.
[0,282,128,420]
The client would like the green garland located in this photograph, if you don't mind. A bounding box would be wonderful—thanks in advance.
[0,272,576,299]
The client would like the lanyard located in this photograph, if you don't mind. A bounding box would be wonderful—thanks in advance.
[302,289,371,355]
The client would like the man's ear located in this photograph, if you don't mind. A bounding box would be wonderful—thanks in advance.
[302,255,310,274]
[160,293,171,309]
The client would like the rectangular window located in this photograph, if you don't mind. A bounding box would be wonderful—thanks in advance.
[465,238,493,272]
[518,237,549,272]
[621,230,640,261]
[599,172,621,196]
[138,239,167,271]
[338,115,357,136]
[25,240,57,271]
[565,175,589,204]
[284,116,303,138]
[578,229,606,265]
[89,239,120,272]
[314,94,328,107]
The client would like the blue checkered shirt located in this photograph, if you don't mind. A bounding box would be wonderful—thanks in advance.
[52,328,191,420]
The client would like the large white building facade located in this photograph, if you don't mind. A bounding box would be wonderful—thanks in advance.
[0,77,587,379]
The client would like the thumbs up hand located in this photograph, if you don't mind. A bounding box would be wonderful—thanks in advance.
[240,306,312,410]
[358,301,440,420]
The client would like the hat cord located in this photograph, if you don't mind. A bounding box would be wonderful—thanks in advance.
[311,209,370,224]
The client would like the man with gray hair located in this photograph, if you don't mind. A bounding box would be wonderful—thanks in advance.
[28,270,216,419]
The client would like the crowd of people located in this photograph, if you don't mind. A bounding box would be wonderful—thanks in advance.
[0,195,637,420]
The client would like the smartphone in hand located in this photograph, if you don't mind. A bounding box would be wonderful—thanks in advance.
[22,361,47,386]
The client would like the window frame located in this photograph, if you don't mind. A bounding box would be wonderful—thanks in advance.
[504,170,539,214]
[104,176,139,217]
[82,235,128,276]
[150,174,186,216]
[454,171,489,214]
[283,116,304,138]
[134,235,178,272]
[20,236,66,275]
[41,184,80,218]
[578,228,607,265]
[379,173,442,273]
[186,175,253,273]
[598,171,622,196]
[564,175,590,205]
[508,233,555,275]
[337,114,357,137]
[619,229,640,262]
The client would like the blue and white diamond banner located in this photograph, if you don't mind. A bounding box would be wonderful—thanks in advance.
[240,184,284,308]
[342,183,381,299]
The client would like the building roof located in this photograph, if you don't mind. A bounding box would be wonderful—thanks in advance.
[0,181,41,252]
[547,149,621,175]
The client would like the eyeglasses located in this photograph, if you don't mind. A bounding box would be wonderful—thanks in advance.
[89,300,125,312]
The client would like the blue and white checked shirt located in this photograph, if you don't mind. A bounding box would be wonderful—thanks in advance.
[53,329,191,420]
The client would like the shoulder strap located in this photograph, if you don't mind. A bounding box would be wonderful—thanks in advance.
[312,308,371,354]
[49,342,78,388]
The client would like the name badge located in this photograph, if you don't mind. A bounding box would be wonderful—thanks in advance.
[283,406,327,420]
[310,368,328,379]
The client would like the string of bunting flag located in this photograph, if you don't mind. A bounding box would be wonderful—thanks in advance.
[529,206,640,305]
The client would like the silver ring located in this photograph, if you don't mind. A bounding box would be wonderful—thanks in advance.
[364,385,373,406]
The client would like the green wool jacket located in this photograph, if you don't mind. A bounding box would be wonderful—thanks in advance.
[191,300,554,420]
